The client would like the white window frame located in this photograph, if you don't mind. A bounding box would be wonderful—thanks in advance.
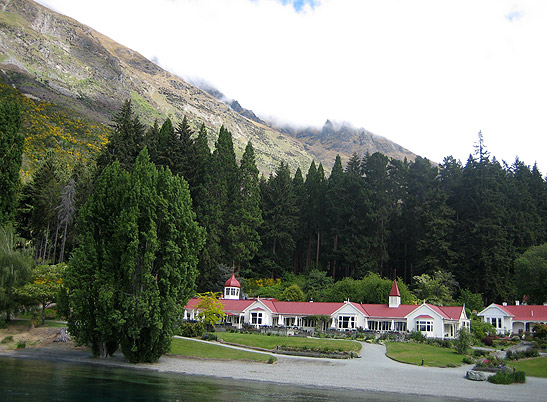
[251,311,263,325]
[338,315,356,330]
[417,320,433,332]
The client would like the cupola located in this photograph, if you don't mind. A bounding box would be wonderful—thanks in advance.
[388,279,401,308]
[224,273,241,300]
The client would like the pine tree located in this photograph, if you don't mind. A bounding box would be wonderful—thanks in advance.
[228,141,262,272]
[97,100,146,171]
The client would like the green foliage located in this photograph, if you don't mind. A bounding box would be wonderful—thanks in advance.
[0,101,23,225]
[514,243,547,305]
[488,371,526,384]
[15,263,65,325]
[175,321,204,338]
[1,335,13,344]
[462,356,474,364]
[280,283,305,301]
[196,292,226,329]
[454,327,472,355]
[471,318,496,340]
[412,270,457,306]
[16,340,26,349]
[458,289,484,313]
[0,225,33,321]
[66,150,205,362]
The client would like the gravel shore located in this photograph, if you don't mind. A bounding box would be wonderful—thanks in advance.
[4,340,545,401]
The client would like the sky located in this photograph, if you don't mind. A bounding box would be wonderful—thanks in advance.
[37,0,547,173]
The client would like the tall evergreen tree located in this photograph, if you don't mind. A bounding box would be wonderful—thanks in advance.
[97,100,146,171]
[0,102,24,225]
[258,162,298,278]
[66,150,205,362]
[228,141,262,272]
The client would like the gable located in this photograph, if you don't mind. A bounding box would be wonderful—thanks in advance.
[478,304,513,318]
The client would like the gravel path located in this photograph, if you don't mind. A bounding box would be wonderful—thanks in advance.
[4,340,546,401]
[154,340,546,401]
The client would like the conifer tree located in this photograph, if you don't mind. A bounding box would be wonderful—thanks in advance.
[228,141,262,272]
[66,150,205,362]
[0,102,24,225]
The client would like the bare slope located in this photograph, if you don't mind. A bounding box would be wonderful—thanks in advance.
[0,0,416,174]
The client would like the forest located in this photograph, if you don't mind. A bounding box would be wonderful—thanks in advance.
[2,97,547,338]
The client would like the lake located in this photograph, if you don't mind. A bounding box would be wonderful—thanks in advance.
[0,356,456,401]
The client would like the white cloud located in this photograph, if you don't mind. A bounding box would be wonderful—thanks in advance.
[36,0,547,172]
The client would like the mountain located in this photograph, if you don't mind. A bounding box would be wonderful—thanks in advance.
[0,0,416,175]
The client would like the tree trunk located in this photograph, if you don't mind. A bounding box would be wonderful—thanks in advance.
[59,221,68,263]
[41,303,46,326]
[315,231,320,268]
[332,233,338,280]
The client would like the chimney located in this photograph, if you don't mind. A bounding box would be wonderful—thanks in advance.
[502,302,507,306]
[516,301,520,306]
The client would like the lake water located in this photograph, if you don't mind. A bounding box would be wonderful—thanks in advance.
[0,356,455,401]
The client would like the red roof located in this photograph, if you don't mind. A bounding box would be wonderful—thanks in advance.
[273,301,345,316]
[416,315,433,320]
[495,304,547,322]
[225,273,241,288]
[185,297,253,312]
[389,280,401,297]
[361,304,418,319]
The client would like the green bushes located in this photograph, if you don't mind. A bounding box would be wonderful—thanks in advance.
[506,349,539,360]
[409,331,426,343]
[1,335,13,344]
[16,340,26,349]
[462,356,474,364]
[175,321,204,338]
[488,370,526,384]
[201,332,217,341]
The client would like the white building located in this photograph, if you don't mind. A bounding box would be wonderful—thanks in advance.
[478,303,547,335]
[184,277,470,339]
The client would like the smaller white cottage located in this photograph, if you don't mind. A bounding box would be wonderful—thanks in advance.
[478,303,547,335]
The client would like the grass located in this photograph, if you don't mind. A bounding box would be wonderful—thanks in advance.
[217,332,362,353]
[169,337,275,363]
[509,357,547,378]
[385,342,465,367]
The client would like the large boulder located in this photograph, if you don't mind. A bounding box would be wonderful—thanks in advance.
[466,370,487,381]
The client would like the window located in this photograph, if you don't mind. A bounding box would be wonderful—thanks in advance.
[338,315,355,330]
[368,320,379,331]
[489,317,501,328]
[417,320,433,332]
[251,312,263,325]
[394,322,407,331]
[380,321,391,331]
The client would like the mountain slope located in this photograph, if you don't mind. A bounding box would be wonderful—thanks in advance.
[0,0,416,175]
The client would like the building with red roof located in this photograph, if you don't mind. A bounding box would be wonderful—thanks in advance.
[184,278,470,339]
[478,303,547,335]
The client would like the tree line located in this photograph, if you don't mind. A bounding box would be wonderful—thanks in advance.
[2,99,547,360]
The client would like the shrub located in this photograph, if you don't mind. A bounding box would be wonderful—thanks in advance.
[201,332,217,341]
[472,349,489,357]
[16,340,26,349]
[0,320,7,329]
[482,336,494,346]
[454,328,472,355]
[267,356,276,364]
[175,321,205,338]
[462,356,474,364]
[1,336,14,344]
[409,331,426,343]
[488,371,526,384]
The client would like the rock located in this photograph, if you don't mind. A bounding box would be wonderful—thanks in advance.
[466,370,487,381]
[54,327,71,343]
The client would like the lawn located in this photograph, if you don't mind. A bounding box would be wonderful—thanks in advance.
[385,342,465,367]
[217,332,362,353]
[509,357,547,378]
[169,337,275,363]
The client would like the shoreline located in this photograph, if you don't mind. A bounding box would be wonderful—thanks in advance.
[2,341,546,401]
